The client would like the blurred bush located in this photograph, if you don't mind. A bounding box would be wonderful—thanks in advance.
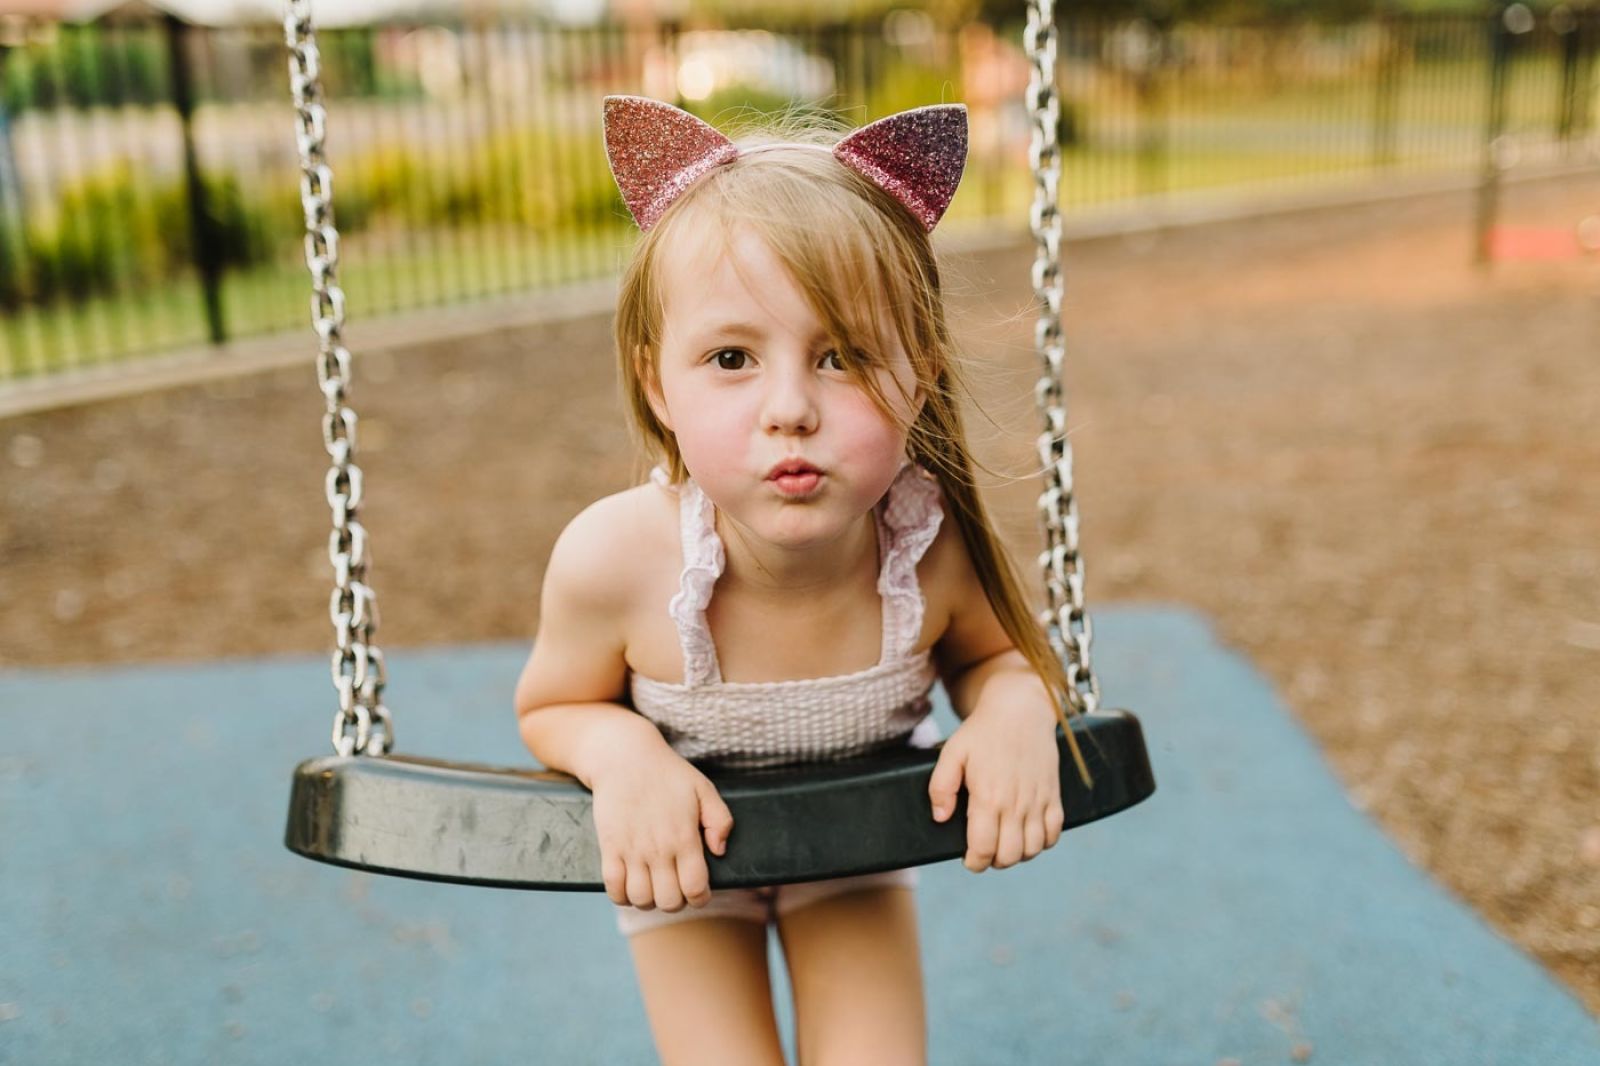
[5,166,278,306]
[1,123,630,308]
[2,30,167,112]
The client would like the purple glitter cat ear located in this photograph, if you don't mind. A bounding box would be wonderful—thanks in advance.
[603,95,737,232]
[833,104,967,232]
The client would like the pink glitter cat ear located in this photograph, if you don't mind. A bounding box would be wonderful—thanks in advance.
[603,94,737,232]
[833,104,967,232]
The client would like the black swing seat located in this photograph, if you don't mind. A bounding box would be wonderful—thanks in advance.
[285,708,1155,890]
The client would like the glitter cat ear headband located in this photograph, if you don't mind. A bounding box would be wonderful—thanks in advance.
[602,94,968,233]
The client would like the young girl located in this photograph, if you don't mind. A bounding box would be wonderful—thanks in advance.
[514,96,1092,1066]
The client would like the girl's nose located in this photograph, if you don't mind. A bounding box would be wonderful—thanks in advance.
[761,365,819,436]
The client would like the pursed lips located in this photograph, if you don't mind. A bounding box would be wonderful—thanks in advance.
[766,459,824,497]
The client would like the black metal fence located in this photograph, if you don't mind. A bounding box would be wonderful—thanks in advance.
[0,8,1596,383]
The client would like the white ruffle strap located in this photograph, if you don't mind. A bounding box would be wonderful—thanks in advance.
[876,463,944,663]
[667,476,726,686]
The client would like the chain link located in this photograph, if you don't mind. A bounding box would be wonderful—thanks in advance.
[1025,0,1102,717]
[284,0,392,756]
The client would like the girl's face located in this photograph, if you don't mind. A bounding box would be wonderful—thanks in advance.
[648,222,924,551]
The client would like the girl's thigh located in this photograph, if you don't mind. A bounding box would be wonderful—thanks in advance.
[775,885,925,1066]
[627,916,786,1066]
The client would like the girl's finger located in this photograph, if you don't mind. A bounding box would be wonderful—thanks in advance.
[1044,803,1065,849]
[1022,809,1046,860]
[696,777,734,856]
[602,855,628,906]
[928,744,967,823]
[965,803,999,873]
[676,848,712,908]
[650,857,687,914]
[993,809,1025,869]
[625,859,655,910]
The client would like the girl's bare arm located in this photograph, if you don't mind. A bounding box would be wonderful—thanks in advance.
[924,519,1064,871]
[513,496,671,786]
[513,494,734,910]
[922,517,1044,719]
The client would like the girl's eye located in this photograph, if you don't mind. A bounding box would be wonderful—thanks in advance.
[713,349,747,371]
[821,349,845,371]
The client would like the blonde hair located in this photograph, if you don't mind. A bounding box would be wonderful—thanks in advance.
[613,118,1094,789]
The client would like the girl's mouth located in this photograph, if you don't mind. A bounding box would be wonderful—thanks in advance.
[767,460,823,498]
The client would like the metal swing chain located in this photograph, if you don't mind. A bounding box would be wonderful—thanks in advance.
[1024,0,1102,717]
[284,0,393,757]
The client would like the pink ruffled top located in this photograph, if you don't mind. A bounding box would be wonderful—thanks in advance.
[630,461,946,769]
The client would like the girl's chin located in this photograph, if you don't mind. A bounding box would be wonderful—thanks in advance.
[737,505,864,551]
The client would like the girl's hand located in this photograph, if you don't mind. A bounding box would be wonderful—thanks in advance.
[928,680,1064,873]
[588,737,735,912]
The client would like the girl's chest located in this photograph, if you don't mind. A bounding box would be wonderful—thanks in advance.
[624,575,943,685]
[708,590,888,682]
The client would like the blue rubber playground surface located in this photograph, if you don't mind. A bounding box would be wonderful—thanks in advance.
[2,606,1596,1065]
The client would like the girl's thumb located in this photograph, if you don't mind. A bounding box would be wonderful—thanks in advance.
[697,779,734,856]
[928,747,966,823]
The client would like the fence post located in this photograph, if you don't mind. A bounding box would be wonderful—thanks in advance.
[162,12,225,345]
[0,43,18,320]
[1552,4,1580,149]
[1474,2,1517,266]
[1135,12,1170,202]
[1371,11,1401,170]
[1580,10,1599,144]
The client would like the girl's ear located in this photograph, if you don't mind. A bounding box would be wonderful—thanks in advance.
[901,351,931,424]
[911,390,931,452]
[636,348,674,431]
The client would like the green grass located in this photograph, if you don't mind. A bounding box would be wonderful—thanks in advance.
[0,224,636,376]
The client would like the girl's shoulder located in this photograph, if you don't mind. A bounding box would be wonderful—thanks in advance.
[909,486,1010,656]
[913,489,1021,671]
[914,492,965,634]
[544,479,679,616]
